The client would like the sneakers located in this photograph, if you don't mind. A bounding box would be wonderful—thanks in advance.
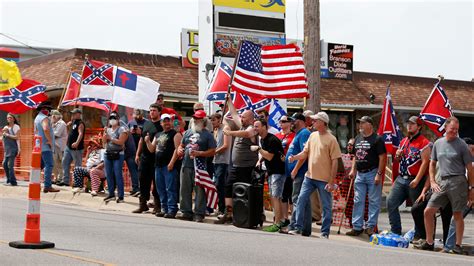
[90,191,98,197]
[164,213,176,219]
[365,227,375,236]
[214,213,233,224]
[263,224,281,233]
[72,187,83,193]
[345,229,363,236]
[414,240,434,251]
[130,190,140,197]
[43,187,60,193]
[280,219,290,228]
[155,211,166,217]
[177,213,193,221]
[288,229,302,236]
[103,195,116,202]
[195,215,204,223]
[116,197,124,203]
[452,245,464,255]
[320,233,329,239]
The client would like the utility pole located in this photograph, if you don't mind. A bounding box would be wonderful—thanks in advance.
[304,0,321,113]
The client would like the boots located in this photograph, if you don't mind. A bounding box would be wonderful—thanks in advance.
[151,197,161,215]
[132,198,149,213]
[214,205,233,224]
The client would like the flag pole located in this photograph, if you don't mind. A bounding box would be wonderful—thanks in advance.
[220,41,242,124]
[437,74,444,86]
[57,67,73,110]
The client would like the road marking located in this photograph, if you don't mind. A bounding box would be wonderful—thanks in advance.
[0,240,115,266]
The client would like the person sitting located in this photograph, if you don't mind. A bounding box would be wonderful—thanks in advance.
[72,135,105,196]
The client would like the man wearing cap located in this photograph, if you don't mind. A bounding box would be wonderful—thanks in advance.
[34,101,59,193]
[133,103,163,214]
[346,116,386,236]
[418,117,474,253]
[283,113,312,235]
[288,112,341,238]
[51,110,68,185]
[387,116,431,237]
[177,109,216,223]
[215,98,258,224]
[144,113,182,218]
[61,108,85,186]
[303,110,314,131]
[156,93,184,130]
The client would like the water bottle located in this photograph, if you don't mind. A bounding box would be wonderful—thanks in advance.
[403,228,416,242]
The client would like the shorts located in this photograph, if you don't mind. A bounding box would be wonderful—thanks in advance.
[427,175,468,212]
[268,174,286,199]
[225,166,255,198]
[281,176,293,203]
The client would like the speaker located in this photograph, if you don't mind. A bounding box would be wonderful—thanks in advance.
[232,182,264,228]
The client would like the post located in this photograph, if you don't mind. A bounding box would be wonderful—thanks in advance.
[57,67,73,110]
[220,41,242,124]
[9,136,55,249]
[304,0,321,113]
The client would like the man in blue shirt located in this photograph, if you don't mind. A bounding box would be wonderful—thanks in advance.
[282,113,311,235]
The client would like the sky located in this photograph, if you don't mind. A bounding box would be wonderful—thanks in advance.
[0,0,473,81]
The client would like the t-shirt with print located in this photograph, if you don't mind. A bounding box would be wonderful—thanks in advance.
[431,137,471,177]
[141,120,163,162]
[353,133,386,171]
[154,129,177,167]
[303,131,342,182]
[181,129,216,169]
[106,126,128,154]
[261,133,285,176]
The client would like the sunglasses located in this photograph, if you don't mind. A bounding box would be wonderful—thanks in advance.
[279,120,290,123]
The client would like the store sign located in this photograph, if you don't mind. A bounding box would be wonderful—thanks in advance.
[215,33,285,57]
[213,0,285,13]
[181,29,199,68]
[327,43,353,80]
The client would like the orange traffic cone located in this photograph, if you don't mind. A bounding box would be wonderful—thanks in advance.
[10,135,54,249]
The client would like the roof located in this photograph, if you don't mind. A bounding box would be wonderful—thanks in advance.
[17,48,474,112]
[18,48,198,96]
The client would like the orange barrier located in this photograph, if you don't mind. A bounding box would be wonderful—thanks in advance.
[9,135,55,249]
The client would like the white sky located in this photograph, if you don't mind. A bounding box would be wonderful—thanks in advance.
[1,0,473,81]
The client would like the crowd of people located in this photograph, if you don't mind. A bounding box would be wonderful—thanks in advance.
[2,93,473,254]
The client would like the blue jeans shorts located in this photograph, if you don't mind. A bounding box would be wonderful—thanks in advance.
[269,174,286,198]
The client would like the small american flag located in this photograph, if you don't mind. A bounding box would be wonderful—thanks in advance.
[232,40,308,99]
[194,158,218,209]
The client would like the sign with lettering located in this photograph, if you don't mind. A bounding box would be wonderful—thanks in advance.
[181,29,199,68]
[213,0,285,13]
[327,43,353,80]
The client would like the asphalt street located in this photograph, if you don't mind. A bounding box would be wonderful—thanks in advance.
[1,198,473,265]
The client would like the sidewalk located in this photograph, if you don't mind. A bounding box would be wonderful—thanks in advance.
[1,178,472,255]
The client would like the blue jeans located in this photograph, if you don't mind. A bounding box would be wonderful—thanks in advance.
[104,154,125,198]
[62,147,83,184]
[386,176,425,235]
[3,154,17,185]
[125,156,139,192]
[444,206,472,251]
[352,169,382,230]
[294,177,333,236]
[213,163,228,213]
[41,151,54,188]
[155,166,178,214]
[289,175,312,235]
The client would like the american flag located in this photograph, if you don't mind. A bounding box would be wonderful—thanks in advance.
[194,158,218,209]
[232,41,308,99]
[420,83,453,137]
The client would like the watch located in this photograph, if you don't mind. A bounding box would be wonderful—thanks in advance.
[377,171,383,175]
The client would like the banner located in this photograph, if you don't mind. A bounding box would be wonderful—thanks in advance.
[215,33,285,58]
[327,43,353,80]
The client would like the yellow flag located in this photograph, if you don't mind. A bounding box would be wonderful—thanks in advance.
[0,58,22,91]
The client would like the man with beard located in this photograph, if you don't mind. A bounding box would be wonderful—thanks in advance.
[177,110,216,223]
[215,98,258,224]
[387,116,431,238]
[132,104,163,214]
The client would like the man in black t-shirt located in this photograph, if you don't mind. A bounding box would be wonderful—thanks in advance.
[61,108,85,186]
[346,116,386,237]
[251,119,286,232]
[132,104,163,214]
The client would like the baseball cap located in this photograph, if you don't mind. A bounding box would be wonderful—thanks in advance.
[50,110,61,116]
[291,113,306,122]
[310,112,330,123]
[303,110,314,117]
[161,114,172,120]
[407,115,422,125]
[192,110,207,119]
[357,116,374,125]
[70,108,82,114]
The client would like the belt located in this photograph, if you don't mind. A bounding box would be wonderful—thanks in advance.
[358,167,377,173]
[441,175,465,180]
[401,175,415,180]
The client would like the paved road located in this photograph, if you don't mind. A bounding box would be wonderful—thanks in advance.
[1,198,472,265]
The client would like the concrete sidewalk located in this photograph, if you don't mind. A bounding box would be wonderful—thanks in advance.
[1,178,473,254]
